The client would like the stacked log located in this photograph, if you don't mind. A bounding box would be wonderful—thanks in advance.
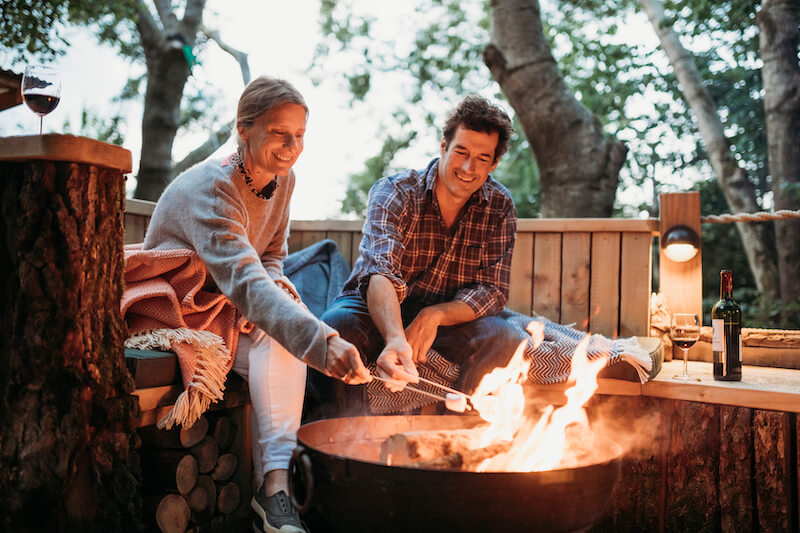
[139,413,245,533]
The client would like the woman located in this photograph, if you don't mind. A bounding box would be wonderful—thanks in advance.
[143,76,370,533]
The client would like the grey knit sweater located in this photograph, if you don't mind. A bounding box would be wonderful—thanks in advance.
[143,156,329,371]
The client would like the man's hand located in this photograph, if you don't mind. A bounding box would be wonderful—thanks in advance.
[375,337,418,392]
[404,307,442,364]
[325,335,371,385]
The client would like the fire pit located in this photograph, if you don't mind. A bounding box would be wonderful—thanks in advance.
[290,414,622,533]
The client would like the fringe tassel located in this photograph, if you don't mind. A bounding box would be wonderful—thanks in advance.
[125,328,231,429]
[614,336,653,383]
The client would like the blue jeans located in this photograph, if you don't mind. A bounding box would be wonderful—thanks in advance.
[307,295,525,418]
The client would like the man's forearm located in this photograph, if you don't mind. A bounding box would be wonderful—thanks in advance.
[419,299,478,328]
[366,274,407,342]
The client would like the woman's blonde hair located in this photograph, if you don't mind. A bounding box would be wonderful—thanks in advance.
[236,76,308,152]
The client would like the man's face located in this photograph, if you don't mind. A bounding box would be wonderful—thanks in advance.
[437,126,499,208]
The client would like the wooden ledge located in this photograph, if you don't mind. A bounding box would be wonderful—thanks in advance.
[132,373,251,428]
[643,360,800,413]
[527,361,800,413]
[0,134,132,172]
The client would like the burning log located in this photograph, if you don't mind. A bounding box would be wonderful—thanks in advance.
[380,427,510,470]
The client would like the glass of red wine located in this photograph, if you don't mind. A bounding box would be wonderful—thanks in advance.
[21,65,61,135]
[671,313,701,382]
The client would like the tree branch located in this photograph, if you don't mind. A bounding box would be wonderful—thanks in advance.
[135,0,164,51]
[153,0,177,31]
[180,0,206,42]
[639,0,779,298]
[201,25,251,85]
[172,121,234,177]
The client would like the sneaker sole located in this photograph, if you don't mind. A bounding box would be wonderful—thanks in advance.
[251,497,305,533]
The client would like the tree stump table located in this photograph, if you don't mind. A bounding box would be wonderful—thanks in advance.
[0,135,139,532]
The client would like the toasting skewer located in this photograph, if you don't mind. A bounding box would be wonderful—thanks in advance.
[371,374,474,412]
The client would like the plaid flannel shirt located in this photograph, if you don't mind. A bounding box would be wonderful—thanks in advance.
[339,158,516,317]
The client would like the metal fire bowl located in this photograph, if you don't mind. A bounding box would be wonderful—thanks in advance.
[290,415,622,533]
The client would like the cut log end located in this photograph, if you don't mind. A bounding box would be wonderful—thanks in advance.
[155,494,190,533]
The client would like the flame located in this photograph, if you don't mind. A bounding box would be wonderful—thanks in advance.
[470,321,608,472]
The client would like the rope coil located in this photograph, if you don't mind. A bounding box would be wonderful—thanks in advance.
[701,209,800,224]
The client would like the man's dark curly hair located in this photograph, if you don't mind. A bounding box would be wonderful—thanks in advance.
[442,95,514,162]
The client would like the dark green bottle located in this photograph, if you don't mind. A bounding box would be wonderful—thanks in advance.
[712,269,742,381]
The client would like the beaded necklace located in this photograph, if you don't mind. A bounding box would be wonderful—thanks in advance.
[231,152,278,200]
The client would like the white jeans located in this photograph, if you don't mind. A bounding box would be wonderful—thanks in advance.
[232,328,307,479]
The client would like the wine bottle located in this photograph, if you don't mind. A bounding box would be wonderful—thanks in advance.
[712,269,742,381]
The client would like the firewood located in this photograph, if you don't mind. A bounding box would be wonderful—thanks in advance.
[190,436,219,474]
[414,442,512,471]
[142,449,199,495]
[380,428,490,467]
[210,452,238,482]
[186,475,216,524]
[211,415,236,451]
[155,493,190,533]
[216,481,241,515]
[180,415,209,448]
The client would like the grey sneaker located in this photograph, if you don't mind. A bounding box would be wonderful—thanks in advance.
[251,487,306,533]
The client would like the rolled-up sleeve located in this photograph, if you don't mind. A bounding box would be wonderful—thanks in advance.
[355,180,409,302]
[453,203,516,317]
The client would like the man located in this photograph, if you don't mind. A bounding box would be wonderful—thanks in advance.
[316,95,524,415]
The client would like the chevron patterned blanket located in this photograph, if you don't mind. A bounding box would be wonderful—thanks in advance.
[366,309,652,414]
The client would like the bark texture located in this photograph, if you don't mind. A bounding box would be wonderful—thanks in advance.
[0,160,139,532]
[586,397,797,532]
[639,0,781,302]
[757,0,800,322]
[484,0,626,218]
[134,0,206,200]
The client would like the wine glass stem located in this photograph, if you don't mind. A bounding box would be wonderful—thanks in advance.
[38,117,43,135]
[682,347,689,377]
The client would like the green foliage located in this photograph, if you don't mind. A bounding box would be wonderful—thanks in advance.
[492,120,540,218]
[0,0,138,61]
[341,117,417,216]
[315,0,542,216]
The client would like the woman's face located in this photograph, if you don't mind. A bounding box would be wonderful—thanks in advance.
[239,102,307,176]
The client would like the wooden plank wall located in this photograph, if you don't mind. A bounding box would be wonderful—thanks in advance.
[288,219,657,338]
[121,202,658,338]
[591,395,799,533]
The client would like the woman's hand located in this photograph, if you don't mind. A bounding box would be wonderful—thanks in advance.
[325,335,371,385]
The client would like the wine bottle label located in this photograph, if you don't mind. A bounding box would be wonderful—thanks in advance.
[712,319,724,351]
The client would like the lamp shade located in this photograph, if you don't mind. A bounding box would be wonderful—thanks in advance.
[662,225,700,262]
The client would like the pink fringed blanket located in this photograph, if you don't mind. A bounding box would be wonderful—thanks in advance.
[122,245,251,428]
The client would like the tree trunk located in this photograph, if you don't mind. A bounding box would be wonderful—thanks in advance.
[0,155,139,532]
[133,0,206,201]
[639,0,781,304]
[757,0,800,325]
[484,0,627,218]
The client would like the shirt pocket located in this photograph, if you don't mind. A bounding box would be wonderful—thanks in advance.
[461,243,484,272]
